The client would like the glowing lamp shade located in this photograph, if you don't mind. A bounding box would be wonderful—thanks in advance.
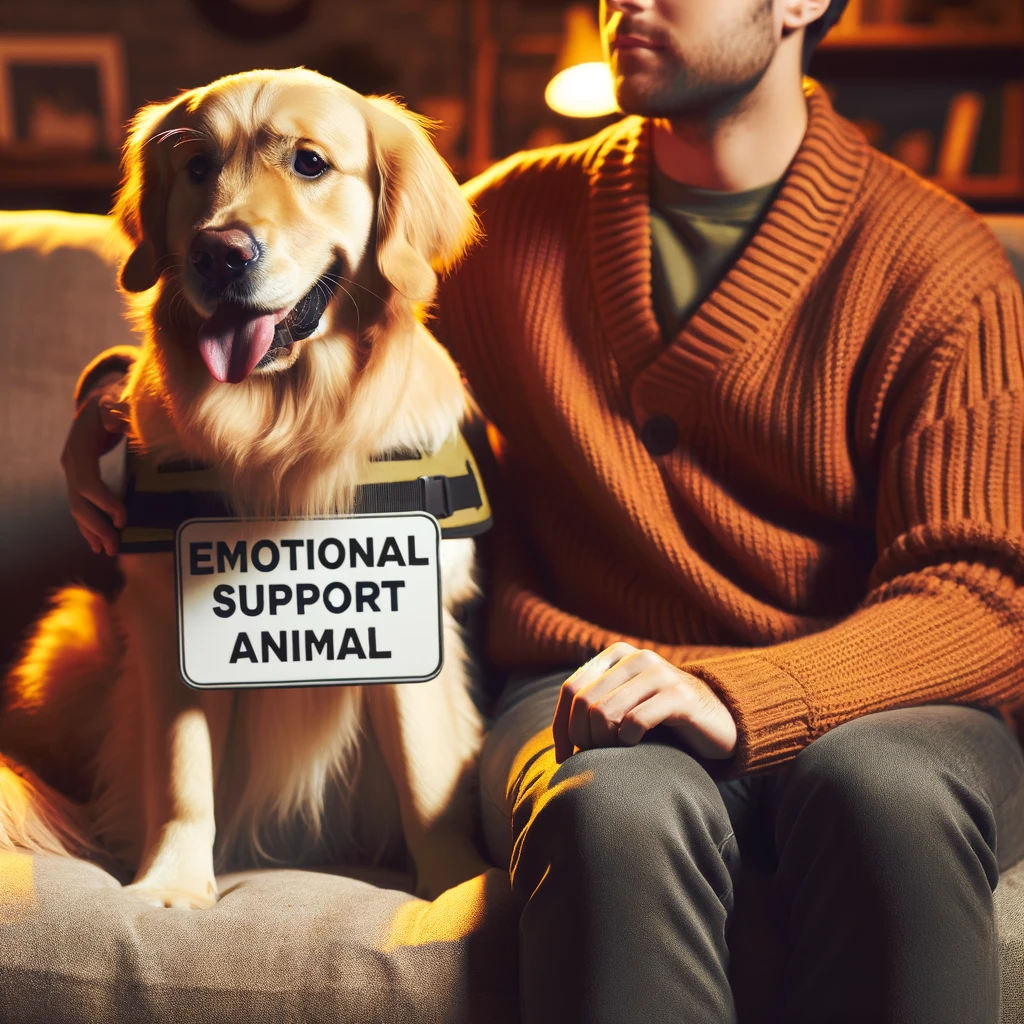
[544,6,618,119]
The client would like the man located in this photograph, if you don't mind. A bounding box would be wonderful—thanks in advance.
[65,1,1024,1021]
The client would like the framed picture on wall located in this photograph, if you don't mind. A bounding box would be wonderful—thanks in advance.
[0,35,127,160]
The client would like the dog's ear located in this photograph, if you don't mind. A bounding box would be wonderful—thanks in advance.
[364,95,480,304]
[111,95,190,294]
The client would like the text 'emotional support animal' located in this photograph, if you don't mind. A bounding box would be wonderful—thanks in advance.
[175,513,443,688]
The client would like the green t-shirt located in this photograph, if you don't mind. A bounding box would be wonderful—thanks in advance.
[650,162,780,341]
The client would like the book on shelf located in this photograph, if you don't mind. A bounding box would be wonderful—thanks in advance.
[937,91,985,178]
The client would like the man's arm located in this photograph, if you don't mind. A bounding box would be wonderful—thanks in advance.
[677,273,1024,776]
[63,346,138,555]
[550,271,1024,778]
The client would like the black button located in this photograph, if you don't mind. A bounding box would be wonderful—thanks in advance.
[640,415,678,455]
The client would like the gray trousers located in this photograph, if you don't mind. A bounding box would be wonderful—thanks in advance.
[479,670,1024,1024]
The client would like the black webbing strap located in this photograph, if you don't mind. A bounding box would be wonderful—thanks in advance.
[121,488,233,530]
[351,465,482,519]
[120,460,488,548]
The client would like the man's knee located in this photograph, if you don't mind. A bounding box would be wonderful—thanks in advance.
[775,707,1002,887]
[510,738,737,888]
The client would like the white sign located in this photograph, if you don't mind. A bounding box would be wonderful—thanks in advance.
[175,514,443,688]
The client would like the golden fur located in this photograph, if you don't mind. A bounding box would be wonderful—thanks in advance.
[0,68,490,906]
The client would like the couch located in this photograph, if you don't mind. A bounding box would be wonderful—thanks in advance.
[0,208,1022,1023]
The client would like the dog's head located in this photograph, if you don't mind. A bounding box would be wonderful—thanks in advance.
[113,67,478,384]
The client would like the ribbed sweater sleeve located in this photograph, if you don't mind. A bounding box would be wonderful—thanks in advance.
[683,273,1024,776]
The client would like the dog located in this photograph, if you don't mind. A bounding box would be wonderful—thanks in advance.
[0,67,492,907]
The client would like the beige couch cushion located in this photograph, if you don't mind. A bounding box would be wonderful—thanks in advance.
[0,852,517,1023]
[0,211,134,671]
[1001,863,1024,1023]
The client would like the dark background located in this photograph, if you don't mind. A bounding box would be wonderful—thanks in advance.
[1,0,1022,213]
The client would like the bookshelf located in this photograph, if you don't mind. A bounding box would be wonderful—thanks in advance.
[808,14,1024,211]
[820,24,1024,48]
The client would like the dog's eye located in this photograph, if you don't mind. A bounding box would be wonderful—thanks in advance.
[187,154,211,183]
[293,150,328,178]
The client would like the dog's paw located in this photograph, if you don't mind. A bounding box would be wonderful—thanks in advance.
[125,877,218,910]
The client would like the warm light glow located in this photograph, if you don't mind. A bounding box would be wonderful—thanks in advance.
[381,868,505,951]
[0,851,36,924]
[545,5,619,119]
[545,63,618,119]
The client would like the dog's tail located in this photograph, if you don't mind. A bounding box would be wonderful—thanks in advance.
[0,585,117,856]
[0,755,92,855]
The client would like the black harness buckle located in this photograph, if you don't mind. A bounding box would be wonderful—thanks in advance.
[419,475,453,519]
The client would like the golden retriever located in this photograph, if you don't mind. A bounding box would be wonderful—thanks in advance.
[0,67,491,907]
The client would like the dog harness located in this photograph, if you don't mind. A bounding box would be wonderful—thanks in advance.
[119,431,492,554]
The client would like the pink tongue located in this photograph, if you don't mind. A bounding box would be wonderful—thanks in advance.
[197,305,277,384]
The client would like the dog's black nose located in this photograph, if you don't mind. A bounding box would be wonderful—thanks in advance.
[189,229,260,290]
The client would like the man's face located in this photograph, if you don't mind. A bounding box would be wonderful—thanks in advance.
[600,0,780,120]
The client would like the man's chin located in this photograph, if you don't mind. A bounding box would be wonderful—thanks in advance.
[615,78,766,123]
[612,67,693,119]
[613,82,676,119]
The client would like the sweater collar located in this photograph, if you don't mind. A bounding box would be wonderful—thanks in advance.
[586,80,871,396]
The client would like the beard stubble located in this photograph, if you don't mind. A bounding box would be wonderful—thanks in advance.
[614,0,777,126]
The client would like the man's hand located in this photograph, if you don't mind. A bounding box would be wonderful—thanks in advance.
[61,374,129,557]
[552,642,738,763]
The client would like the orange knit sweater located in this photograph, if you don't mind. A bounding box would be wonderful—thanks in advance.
[433,80,1024,777]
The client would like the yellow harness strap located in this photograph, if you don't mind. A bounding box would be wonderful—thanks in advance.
[120,432,492,554]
